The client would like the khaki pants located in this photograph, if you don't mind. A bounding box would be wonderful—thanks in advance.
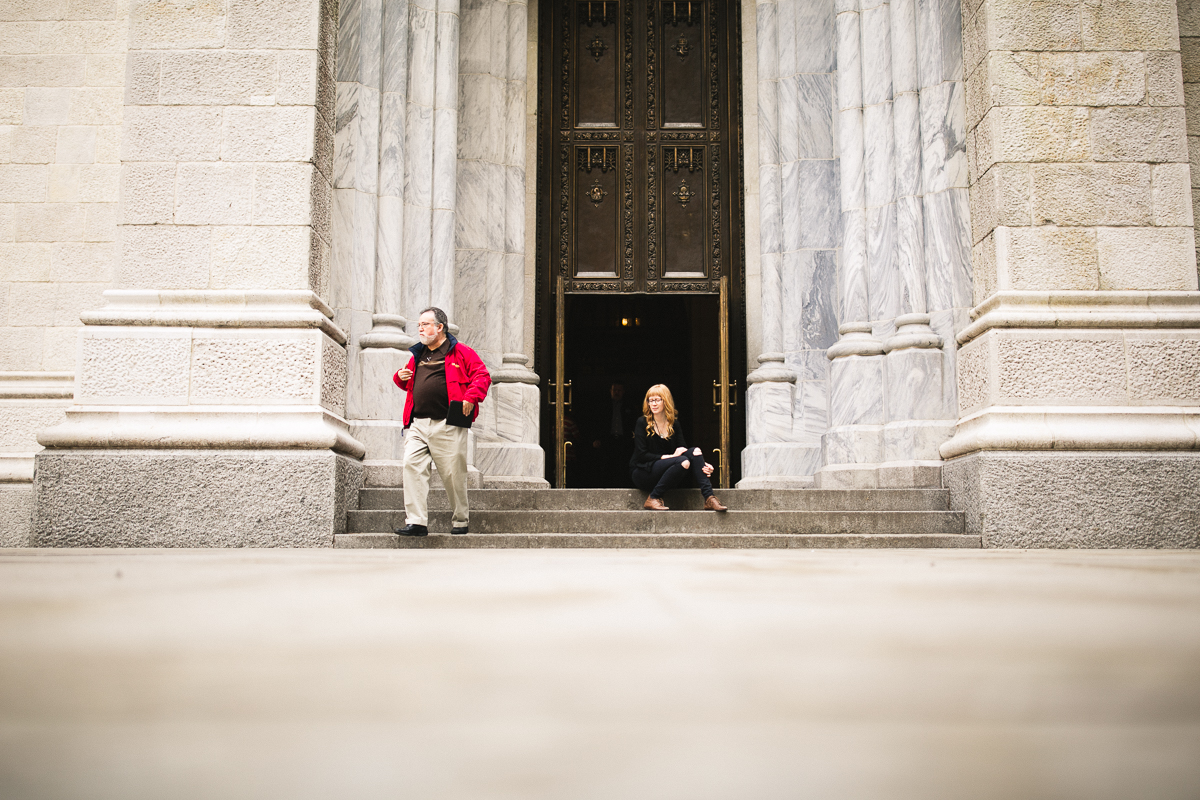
[403,416,470,528]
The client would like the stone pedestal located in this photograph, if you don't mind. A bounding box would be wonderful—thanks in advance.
[739,354,817,489]
[473,355,548,488]
[942,292,1200,547]
[33,291,365,547]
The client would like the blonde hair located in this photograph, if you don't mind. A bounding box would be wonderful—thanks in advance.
[643,384,677,439]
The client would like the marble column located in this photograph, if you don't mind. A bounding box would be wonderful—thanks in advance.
[741,0,807,488]
[877,0,953,486]
[814,0,887,488]
[454,0,545,486]
[344,0,419,461]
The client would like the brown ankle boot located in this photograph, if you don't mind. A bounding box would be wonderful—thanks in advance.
[643,496,668,510]
[704,495,728,512]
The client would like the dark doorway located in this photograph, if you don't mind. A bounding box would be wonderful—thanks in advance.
[545,294,743,488]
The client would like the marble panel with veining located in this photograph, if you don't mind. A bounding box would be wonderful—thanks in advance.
[885,346,945,422]
[404,103,434,207]
[922,187,971,312]
[758,79,780,166]
[799,159,839,249]
[777,0,797,79]
[838,107,864,209]
[434,11,460,110]
[862,102,895,210]
[801,249,839,350]
[830,354,884,427]
[758,251,783,350]
[337,0,363,82]
[356,85,381,195]
[403,204,432,316]
[407,5,437,107]
[334,81,361,190]
[781,160,802,253]
[796,73,835,160]
[919,80,967,194]
[759,163,782,254]
[453,248,489,346]
[795,0,835,74]
[860,4,893,106]
[892,90,921,197]
[432,107,459,210]
[778,74,799,165]
[757,1,779,83]
[360,0,383,89]
[746,381,796,444]
[507,2,527,83]
[379,91,407,198]
[502,252,525,353]
[797,377,829,446]
[781,250,804,354]
[895,193,926,315]
[375,194,405,316]
[504,164,524,254]
[459,0,492,75]
[891,0,918,94]
[835,10,862,111]
[839,207,869,322]
[430,207,457,309]
[741,441,822,478]
[381,0,410,94]
[504,79,526,167]
[866,202,898,322]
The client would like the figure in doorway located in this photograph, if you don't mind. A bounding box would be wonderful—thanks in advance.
[591,381,638,488]
[392,307,492,537]
[630,384,727,511]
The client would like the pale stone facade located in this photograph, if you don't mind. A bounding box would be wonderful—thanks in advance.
[1,0,1198,546]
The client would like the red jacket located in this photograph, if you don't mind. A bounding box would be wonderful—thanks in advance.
[393,335,491,428]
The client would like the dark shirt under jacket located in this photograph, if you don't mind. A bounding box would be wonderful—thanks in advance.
[630,415,687,474]
[411,339,451,420]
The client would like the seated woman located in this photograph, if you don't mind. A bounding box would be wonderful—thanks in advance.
[629,384,727,511]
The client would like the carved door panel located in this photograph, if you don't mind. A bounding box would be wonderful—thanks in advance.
[549,0,735,294]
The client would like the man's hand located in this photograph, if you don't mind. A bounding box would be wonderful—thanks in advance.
[397,367,413,382]
[462,401,474,415]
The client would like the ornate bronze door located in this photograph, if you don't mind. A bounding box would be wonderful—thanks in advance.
[539,0,744,487]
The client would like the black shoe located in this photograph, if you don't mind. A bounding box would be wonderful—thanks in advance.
[451,526,469,535]
[395,524,428,537]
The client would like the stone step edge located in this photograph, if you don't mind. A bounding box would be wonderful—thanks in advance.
[334,532,982,549]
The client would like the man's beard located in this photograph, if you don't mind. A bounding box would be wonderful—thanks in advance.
[418,331,438,346]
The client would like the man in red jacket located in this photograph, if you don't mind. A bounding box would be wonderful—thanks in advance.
[392,307,491,537]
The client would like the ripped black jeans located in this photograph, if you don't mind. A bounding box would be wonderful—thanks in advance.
[631,451,714,499]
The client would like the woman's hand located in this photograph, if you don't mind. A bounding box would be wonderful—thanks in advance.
[702,463,714,476]
[673,447,687,457]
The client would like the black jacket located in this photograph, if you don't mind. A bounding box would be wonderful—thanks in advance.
[629,416,687,474]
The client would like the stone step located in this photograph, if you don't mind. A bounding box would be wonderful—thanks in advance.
[346,508,966,535]
[334,532,981,549]
[356,487,952,512]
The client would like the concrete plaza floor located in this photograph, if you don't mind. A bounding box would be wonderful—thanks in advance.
[0,549,1198,799]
